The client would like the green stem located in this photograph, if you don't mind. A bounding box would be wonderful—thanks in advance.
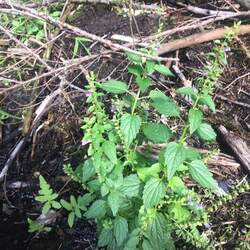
[179,96,200,144]
[131,89,140,115]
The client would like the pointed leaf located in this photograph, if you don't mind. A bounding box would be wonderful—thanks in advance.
[108,191,122,216]
[126,52,142,64]
[128,65,143,77]
[102,141,117,164]
[164,142,186,180]
[120,174,141,197]
[99,80,128,94]
[149,90,180,117]
[84,200,106,219]
[146,212,175,250]
[189,160,219,191]
[136,75,151,92]
[143,178,165,209]
[137,163,161,182]
[176,87,197,98]
[188,109,203,134]
[143,122,172,143]
[68,212,75,228]
[200,94,216,112]
[120,113,141,145]
[154,64,174,77]
[196,123,216,141]
[114,216,128,246]
[146,60,156,75]
[42,202,51,214]
[98,228,113,247]
[60,199,72,211]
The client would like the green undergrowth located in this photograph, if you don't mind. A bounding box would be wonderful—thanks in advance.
[31,23,250,249]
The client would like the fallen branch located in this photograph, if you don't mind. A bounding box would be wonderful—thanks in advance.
[157,24,250,55]
[144,11,250,43]
[218,125,250,173]
[177,2,239,17]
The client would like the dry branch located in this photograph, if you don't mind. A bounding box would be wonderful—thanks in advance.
[157,24,250,55]
[218,125,250,174]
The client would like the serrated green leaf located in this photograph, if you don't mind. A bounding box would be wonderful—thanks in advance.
[176,87,197,98]
[200,94,216,112]
[60,199,72,211]
[189,160,219,191]
[87,179,101,192]
[39,175,50,190]
[154,64,174,77]
[35,195,49,203]
[42,202,51,214]
[184,147,201,161]
[68,212,75,228]
[98,228,113,247]
[128,65,143,76]
[168,176,186,195]
[99,80,128,94]
[108,191,122,216]
[126,52,142,64]
[188,109,203,134]
[143,178,165,209]
[119,174,141,197]
[78,193,93,210]
[84,200,106,219]
[79,159,95,183]
[114,216,128,246]
[197,123,216,141]
[146,60,156,75]
[168,203,190,222]
[124,231,140,250]
[164,142,186,180]
[135,75,151,93]
[102,141,117,164]
[149,90,180,117]
[137,163,161,182]
[145,212,175,250]
[51,201,61,209]
[120,113,141,145]
[143,122,172,143]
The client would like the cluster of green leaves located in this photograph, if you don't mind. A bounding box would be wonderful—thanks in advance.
[34,39,232,248]
[35,175,61,214]
[28,218,51,233]
[0,6,61,42]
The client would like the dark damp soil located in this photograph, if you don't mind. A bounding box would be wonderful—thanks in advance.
[0,1,250,249]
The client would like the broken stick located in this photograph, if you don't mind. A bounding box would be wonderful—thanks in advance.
[157,24,250,55]
[218,125,250,174]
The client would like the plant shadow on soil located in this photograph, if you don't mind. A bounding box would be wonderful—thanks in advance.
[0,2,250,250]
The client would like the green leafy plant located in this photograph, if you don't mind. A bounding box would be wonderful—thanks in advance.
[33,33,239,248]
[73,37,91,58]
[35,175,61,214]
[28,218,51,233]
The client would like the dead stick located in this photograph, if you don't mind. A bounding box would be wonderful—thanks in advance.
[218,125,250,173]
[157,24,250,55]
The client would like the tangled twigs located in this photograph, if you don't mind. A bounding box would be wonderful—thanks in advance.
[0,1,176,62]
